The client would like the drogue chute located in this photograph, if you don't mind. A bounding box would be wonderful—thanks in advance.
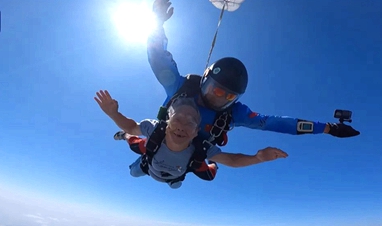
[210,0,245,12]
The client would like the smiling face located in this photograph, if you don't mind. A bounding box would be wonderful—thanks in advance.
[165,103,200,149]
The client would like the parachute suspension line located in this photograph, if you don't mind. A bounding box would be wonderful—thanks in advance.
[205,2,226,70]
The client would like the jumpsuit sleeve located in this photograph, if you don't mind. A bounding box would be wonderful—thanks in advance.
[231,102,327,135]
[147,25,185,102]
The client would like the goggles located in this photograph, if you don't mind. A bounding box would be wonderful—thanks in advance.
[212,87,237,101]
[201,77,241,110]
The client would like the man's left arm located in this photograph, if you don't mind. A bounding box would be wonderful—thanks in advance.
[231,102,360,137]
[208,147,288,168]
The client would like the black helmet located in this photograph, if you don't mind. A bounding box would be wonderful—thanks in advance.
[200,57,248,111]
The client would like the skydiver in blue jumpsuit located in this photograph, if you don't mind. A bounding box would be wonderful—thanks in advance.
[143,0,360,145]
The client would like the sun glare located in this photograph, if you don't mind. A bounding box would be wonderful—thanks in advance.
[110,1,156,44]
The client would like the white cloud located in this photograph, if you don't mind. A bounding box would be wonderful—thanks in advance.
[48,217,59,221]
[25,214,45,220]
[1,185,243,226]
[0,187,177,226]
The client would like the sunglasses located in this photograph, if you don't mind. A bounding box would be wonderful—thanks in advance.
[212,87,237,101]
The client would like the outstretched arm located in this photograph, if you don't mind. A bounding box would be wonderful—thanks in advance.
[232,102,359,137]
[208,147,288,168]
[147,0,185,100]
[94,90,142,136]
[232,102,327,134]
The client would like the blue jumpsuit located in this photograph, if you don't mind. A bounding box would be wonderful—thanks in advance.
[147,26,327,141]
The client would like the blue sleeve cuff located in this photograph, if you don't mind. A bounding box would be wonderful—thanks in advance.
[313,122,327,134]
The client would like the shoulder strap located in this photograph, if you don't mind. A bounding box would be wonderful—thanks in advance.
[165,74,202,108]
[188,137,212,170]
[157,74,202,121]
[141,120,167,174]
[145,120,167,158]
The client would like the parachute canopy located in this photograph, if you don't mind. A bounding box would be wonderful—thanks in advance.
[210,0,245,12]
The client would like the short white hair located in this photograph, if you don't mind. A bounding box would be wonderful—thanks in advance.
[167,97,201,125]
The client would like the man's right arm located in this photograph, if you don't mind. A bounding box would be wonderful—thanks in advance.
[147,25,185,100]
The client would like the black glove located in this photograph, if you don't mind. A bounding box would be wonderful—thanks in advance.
[328,123,360,138]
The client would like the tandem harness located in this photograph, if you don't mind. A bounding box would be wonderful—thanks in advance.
[138,120,215,184]
[157,74,233,147]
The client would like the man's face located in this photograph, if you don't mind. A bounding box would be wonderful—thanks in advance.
[166,105,200,145]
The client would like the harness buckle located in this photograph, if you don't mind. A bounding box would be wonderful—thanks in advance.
[202,139,213,150]
[209,112,230,141]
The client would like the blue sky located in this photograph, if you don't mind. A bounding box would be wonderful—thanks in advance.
[0,0,381,225]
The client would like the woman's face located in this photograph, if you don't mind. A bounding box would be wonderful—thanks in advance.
[166,105,200,145]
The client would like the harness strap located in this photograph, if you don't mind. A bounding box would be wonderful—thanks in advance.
[140,120,167,174]
[189,138,212,169]
[145,120,167,156]
[209,109,232,146]
[166,75,201,106]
